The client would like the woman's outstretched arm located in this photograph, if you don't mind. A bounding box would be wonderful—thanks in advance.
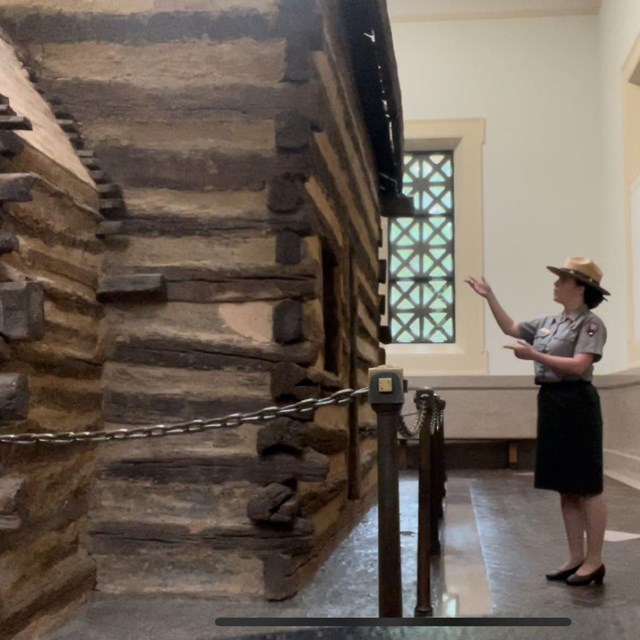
[465,276,521,338]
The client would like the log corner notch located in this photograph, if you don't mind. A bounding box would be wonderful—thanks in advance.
[273,299,303,345]
[0,93,30,163]
[0,372,29,422]
[0,93,33,133]
[0,173,37,204]
[0,281,45,341]
[247,482,300,527]
[0,476,26,532]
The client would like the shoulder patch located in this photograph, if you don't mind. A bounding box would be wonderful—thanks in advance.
[586,322,599,337]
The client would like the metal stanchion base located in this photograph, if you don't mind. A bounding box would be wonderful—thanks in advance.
[414,606,433,617]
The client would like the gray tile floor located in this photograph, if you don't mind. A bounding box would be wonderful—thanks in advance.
[48,470,640,640]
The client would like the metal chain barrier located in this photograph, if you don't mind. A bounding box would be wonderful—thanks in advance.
[0,387,369,446]
[399,397,430,439]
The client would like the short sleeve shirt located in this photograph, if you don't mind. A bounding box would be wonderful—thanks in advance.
[517,304,606,383]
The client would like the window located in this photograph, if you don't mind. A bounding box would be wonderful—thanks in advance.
[388,151,455,343]
[381,118,487,376]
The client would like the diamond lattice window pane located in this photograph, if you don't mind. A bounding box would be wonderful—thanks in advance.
[389,151,455,343]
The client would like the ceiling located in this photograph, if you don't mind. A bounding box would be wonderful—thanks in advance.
[388,0,602,21]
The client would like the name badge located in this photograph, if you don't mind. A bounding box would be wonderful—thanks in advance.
[538,328,551,336]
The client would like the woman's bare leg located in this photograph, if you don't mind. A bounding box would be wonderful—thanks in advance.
[577,492,607,574]
[559,493,586,568]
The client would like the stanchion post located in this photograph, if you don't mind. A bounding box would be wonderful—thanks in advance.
[430,404,441,554]
[368,365,406,619]
[414,388,435,617]
[435,398,447,518]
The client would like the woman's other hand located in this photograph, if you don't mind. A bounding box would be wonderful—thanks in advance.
[464,276,492,298]
[504,340,537,360]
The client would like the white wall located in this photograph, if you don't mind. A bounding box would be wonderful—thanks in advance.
[597,0,640,373]
[391,15,605,375]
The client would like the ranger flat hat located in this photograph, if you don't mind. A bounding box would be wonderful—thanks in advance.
[547,257,610,296]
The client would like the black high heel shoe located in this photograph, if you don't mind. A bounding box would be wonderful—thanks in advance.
[545,564,582,581]
[566,564,605,586]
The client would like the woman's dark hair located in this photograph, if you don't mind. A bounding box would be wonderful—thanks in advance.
[574,278,605,309]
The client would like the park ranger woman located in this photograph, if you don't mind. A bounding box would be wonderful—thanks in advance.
[466,257,609,586]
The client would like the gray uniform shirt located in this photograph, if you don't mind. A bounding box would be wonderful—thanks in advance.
[517,304,607,383]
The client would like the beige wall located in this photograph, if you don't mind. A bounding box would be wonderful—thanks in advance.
[597,0,640,486]
[389,2,640,486]
[597,0,640,374]
[390,13,604,376]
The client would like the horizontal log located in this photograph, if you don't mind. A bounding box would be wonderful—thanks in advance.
[0,281,46,341]
[0,2,324,46]
[102,389,268,425]
[113,261,320,285]
[37,79,322,123]
[166,278,317,304]
[0,173,36,203]
[0,233,20,255]
[109,336,319,370]
[93,144,310,191]
[90,518,314,555]
[103,448,328,485]
[0,373,29,421]
[97,274,167,303]
[90,212,313,235]
[0,10,277,45]
[0,131,24,157]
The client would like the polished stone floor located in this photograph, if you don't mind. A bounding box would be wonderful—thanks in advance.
[48,470,640,640]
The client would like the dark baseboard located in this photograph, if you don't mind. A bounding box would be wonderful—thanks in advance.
[401,438,536,471]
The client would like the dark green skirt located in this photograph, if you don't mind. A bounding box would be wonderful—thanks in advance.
[535,381,603,496]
